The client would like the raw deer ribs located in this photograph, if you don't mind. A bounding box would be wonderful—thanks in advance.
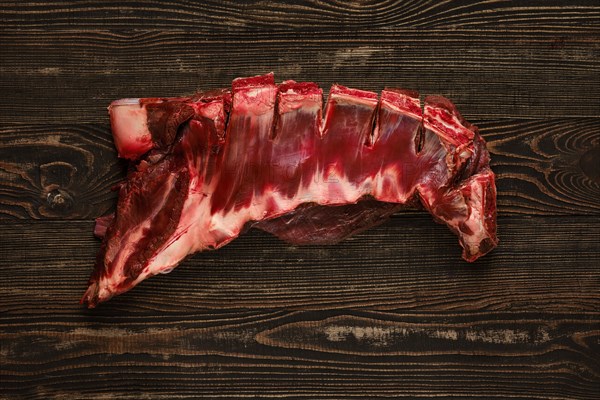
[83,73,497,307]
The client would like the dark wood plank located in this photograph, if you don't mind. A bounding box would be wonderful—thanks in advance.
[1,119,597,219]
[1,29,598,123]
[481,118,600,215]
[1,309,598,399]
[1,2,598,398]
[1,0,598,30]
[0,124,124,219]
[1,216,598,314]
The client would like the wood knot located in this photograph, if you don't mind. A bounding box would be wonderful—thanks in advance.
[46,188,74,211]
[39,162,76,188]
[579,146,600,184]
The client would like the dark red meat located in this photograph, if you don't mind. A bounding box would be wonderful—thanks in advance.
[83,73,498,307]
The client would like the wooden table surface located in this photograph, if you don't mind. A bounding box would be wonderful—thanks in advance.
[1,2,599,399]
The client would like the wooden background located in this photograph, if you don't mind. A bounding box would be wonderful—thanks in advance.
[1,1,599,398]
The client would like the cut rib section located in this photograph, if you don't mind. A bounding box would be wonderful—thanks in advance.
[84,73,498,307]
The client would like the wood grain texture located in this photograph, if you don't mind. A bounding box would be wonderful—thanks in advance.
[1,220,599,397]
[2,1,599,398]
[0,124,123,219]
[482,118,600,215]
[1,119,597,219]
[1,217,598,314]
[1,310,598,399]
[1,0,598,30]
[1,29,599,123]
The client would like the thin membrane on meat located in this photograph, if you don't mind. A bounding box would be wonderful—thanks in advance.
[83,73,497,307]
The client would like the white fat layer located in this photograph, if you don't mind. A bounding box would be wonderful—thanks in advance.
[438,178,487,257]
[234,86,277,115]
[279,96,322,114]
[110,98,142,106]
[459,179,488,256]
[381,100,421,120]
[380,91,423,120]
[109,102,151,157]
[423,104,473,146]
[330,92,378,108]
